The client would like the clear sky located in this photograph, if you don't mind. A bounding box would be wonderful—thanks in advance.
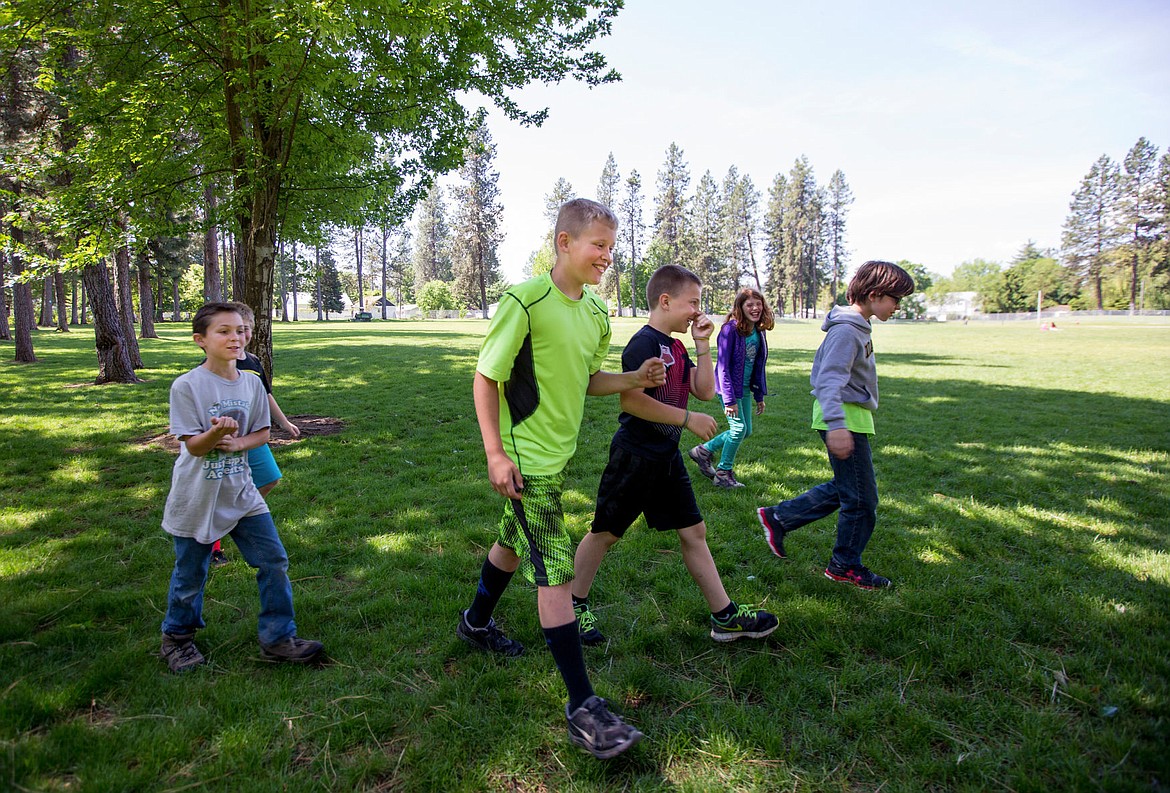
[445,0,1169,285]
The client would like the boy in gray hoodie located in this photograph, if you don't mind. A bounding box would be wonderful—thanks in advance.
[756,261,915,589]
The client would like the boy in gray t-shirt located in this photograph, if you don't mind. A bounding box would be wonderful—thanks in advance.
[159,302,324,672]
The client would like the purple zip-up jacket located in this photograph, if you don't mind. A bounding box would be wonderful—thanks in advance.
[714,319,768,407]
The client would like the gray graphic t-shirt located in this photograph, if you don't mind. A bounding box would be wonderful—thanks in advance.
[163,365,271,543]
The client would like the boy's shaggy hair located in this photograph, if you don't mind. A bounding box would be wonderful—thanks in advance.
[726,288,775,334]
[554,197,618,240]
[646,264,701,309]
[227,301,255,324]
[846,260,916,305]
[192,302,244,335]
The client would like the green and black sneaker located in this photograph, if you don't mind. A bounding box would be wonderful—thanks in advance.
[710,603,778,643]
[574,600,607,646]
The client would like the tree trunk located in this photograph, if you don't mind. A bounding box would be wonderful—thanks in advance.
[70,275,79,326]
[355,227,364,310]
[113,242,144,368]
[172,277,181,320]
[241,181,279,378]
[203,181,222,301]
[82,258,141,383]
[232,233,246,305]
[315,245,323,321]
[54,270,69,331]
[221,229,230,299]
[477,242,488,318]
[278,239,288,321]
[40,277,53,326]
[8,216,36,362]
[80,279,88,324]
[291,241,299,321]
[380,227,388,320]
[0,251,10,341]
[136,249,158,338]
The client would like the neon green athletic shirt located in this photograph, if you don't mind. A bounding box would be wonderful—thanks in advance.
[476,273,611,476]
[812,399,875,435]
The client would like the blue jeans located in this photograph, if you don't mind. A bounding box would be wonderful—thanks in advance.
[161,512,297,645]
[768,431,877,568]
[705,396,754,470]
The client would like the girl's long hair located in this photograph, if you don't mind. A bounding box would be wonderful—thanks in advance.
[726,288,775,335]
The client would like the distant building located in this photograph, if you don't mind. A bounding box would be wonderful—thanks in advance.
[925,291,979,321]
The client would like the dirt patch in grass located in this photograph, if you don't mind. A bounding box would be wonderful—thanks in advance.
[134,415,345,453]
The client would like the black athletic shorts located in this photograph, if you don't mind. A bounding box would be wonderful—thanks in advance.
[591,440,703,537]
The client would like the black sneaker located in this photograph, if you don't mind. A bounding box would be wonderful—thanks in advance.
[824,563,893,590]
[687,445,717,479]
[260,635,325,663]
[160,632,206,673]
[710,603,779,642]
[457,610,525,657]
[574,600,606,646]
[757,507,787,558]
[566,695,643,759]
[210,549,229,567]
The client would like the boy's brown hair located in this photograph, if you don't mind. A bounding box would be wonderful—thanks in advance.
[554,197,618,240]
[846,260,916,305]
[646,264,701,309]
[726,288,775,334]
[192,302,243,335]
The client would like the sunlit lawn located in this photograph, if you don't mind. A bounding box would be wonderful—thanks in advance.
[1,316,1167,791]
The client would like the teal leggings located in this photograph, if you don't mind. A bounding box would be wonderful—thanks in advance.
[704,395,754,470]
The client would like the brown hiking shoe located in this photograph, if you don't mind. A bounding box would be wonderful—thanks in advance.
[160,632,206,673]
[260,635,325,663]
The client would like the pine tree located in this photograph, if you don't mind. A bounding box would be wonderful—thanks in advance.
[595,153,625,313]
[619,171,644,315]
[763,172,787,315]
[311,247,344,318]
[1120,137,1161,311]
[451,122,504,316]
[412,183,451,295]
[825,170,853,303]
[1062,155,1123,310]
[526,177,575,280]
[653,143,689,265]
[689,171,725,313]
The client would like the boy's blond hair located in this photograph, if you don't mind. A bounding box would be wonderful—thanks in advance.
[227,301,256,324]
[554,198,618,240]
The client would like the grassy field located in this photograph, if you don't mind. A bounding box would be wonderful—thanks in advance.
[1,316,1168,792]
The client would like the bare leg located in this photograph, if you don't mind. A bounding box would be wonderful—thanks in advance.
[677,522,731,613]
[258,478,280,498]
[537,581,577,627]
[487,541,521,573]
[572,530,621,601]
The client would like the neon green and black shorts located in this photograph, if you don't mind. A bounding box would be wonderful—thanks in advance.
[496,472,574,587]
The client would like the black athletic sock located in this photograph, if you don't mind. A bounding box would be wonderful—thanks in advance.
[544,621,594,712]
[571,594,588,609]
[466,558,514,628]
[712,601,737,623]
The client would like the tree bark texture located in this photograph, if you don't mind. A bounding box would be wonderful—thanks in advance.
[0,252,10,341]
[82,258,141,383]
[9,218,36,362]
[54,270,69,331]
[136,249,158,338]
[39,277,53,326]
[113,243,144,368]
[203,182,222,302]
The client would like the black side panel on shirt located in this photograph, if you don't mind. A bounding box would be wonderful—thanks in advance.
[504,331,539,426]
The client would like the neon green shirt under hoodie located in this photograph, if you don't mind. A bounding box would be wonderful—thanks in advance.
[809,305,878,435]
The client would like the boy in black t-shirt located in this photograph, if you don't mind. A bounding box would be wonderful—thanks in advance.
[572,265,778,644]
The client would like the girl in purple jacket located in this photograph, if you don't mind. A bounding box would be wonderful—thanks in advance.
[688,288,774,488]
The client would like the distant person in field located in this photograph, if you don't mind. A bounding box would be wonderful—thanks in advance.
[458,198,664,760]
[757,260,915,590]
[159,302,323,673]
[688,287,774,489]
[208,301,301,567]
[572,265,778,646]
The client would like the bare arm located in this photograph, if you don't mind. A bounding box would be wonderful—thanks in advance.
[180,416,262,457]
[267,394,300,438]
[689,314,716,401]
[586,356,666,396]
[619,389,718,441]
[473,371,523,499]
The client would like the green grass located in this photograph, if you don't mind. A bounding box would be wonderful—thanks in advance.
[1,317,1168,792]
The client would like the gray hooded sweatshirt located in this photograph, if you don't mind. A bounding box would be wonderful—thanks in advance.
[810,306,877,431]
